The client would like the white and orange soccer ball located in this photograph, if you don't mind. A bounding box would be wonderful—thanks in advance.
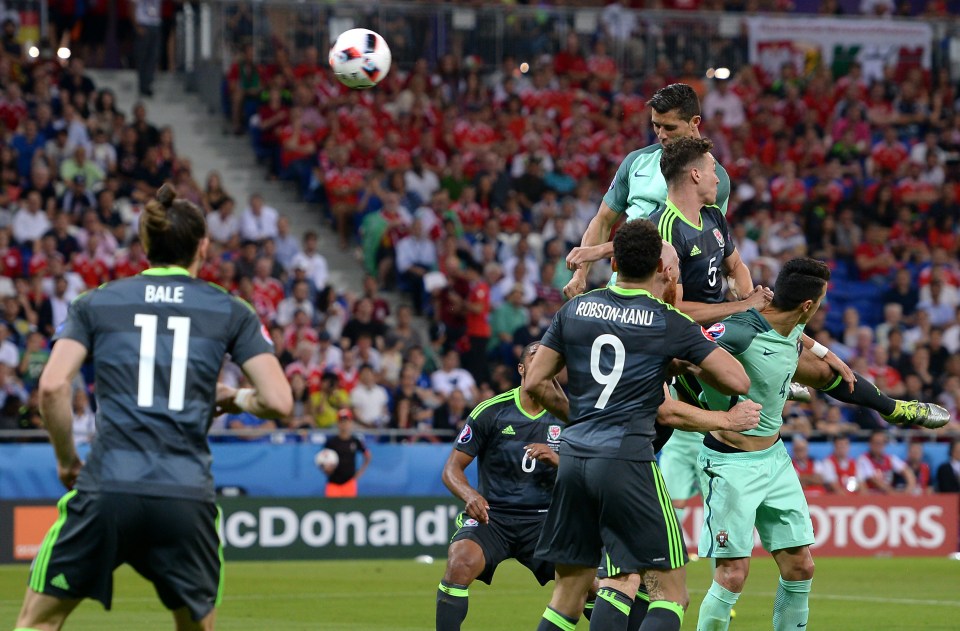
[328,28,392,89]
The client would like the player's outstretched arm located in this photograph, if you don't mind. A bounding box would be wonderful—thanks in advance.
[442,449,489,524]
[563,201,620,299]
[722,248,757,301]
[39,338,87,489]
[523,345,570,422]
[697,347,750,395]
[674,280,772,326]
[220,354,294,419]
[657,386,761,432]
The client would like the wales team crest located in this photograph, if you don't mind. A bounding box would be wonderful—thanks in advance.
[713,228,725,248]
[547,425,562,442]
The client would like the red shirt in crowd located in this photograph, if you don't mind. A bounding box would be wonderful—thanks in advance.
[465,280,491,338]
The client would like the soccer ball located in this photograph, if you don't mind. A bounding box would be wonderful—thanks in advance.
[329,28,391,89]
[315,448,339,470]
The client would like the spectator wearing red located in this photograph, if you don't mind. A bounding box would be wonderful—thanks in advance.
[820,434,860,493]
[854,223,896,283]
[905,441,932,494]
[870,125,908,176]
[856,431,917,495]
[462,258,491,385]
[114,239,149,279]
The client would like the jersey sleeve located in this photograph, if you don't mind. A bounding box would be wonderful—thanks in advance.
[227,296,275,365]
[662,309,717,365]
[601,152,635,214]
[539,304,567,356]
[715,163,731,215]
[715,208,735,258]
[455,405,491,458]
[54,291,95,350]
[709,317,755,356]
[353,436,368,453]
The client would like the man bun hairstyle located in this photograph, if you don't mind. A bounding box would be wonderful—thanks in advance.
[647,83,701,121]
[660,136,713,185]
[771,257,831,311]
[140,183,208,268]
[612,219,663,281]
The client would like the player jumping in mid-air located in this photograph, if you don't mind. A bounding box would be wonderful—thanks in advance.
[693,257,830,630]
[15,184,293,631]
[436,342,565,631]
[524,219,760,631]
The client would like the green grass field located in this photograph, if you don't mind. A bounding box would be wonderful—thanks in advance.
[2,556,959,630]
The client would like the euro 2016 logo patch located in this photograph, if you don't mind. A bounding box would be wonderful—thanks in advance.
[704,322,725,341]
[716,530,729,548]
[713,228,725,248]
[463,518,479,527]
[457,426,473,444]
[547,425,562,442]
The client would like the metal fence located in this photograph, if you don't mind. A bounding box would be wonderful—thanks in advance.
[176,1,960,110]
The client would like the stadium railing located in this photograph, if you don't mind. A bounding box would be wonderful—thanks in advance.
[175,2,960,117]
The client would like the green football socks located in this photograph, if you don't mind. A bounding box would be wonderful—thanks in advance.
[821,372,896,416]
[773,577,811,631]
[626,587,650,631]
[583,596,596,620]
[641,600,684,631]
[696,581,740,631]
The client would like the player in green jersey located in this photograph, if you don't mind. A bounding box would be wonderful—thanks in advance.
[693,257,830,631]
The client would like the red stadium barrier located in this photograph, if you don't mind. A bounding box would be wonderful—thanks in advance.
[680,494,959,557]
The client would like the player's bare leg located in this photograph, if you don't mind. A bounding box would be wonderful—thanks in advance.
[638,567,688,631]
[437,539,486,631]
[696,557,749,631]
[793,348,949,428]
[770,546,814,631]
[15,588,82,631]
[536,564,594,630]
[173,606,217,631]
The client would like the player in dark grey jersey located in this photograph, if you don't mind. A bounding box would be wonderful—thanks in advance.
[525,219,755,631]
[16,184,292,631]
[436,342,565,631]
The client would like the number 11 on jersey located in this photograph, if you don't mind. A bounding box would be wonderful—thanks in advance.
[134,313,191,411]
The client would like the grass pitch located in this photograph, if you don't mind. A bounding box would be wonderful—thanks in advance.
[2,556,958,629]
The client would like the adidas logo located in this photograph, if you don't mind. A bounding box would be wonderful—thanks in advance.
[51,573,70,591]
[501,425,516,435]
[690,245,702,256]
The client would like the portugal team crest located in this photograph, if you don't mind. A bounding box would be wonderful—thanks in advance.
[547,425,562,442]
[457,426,473,444]
[713,228,725,248]
[704,322,725,341]
[716,530,728,548]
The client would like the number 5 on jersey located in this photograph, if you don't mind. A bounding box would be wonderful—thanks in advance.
[134,313,191,411]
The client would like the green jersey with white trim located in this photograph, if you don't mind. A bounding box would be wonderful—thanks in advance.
[697,309,805,437]
[651,200,735,305]
[602,143,731,222]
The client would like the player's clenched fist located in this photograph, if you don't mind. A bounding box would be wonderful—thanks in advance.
[722,400,762,432]
[463,491,489,524]
[562,273,586,300]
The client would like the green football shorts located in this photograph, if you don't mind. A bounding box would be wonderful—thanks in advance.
[697,438,814,558]
[659,429,704,502]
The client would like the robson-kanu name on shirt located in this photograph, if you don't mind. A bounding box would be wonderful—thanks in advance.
[575,301,654,326]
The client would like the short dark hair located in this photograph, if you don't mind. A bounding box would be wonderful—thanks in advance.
[771,258,831,311]
[612,219,662,281]
[660,137,714,185]
[520,342,540,366]
[647,83,701,121]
